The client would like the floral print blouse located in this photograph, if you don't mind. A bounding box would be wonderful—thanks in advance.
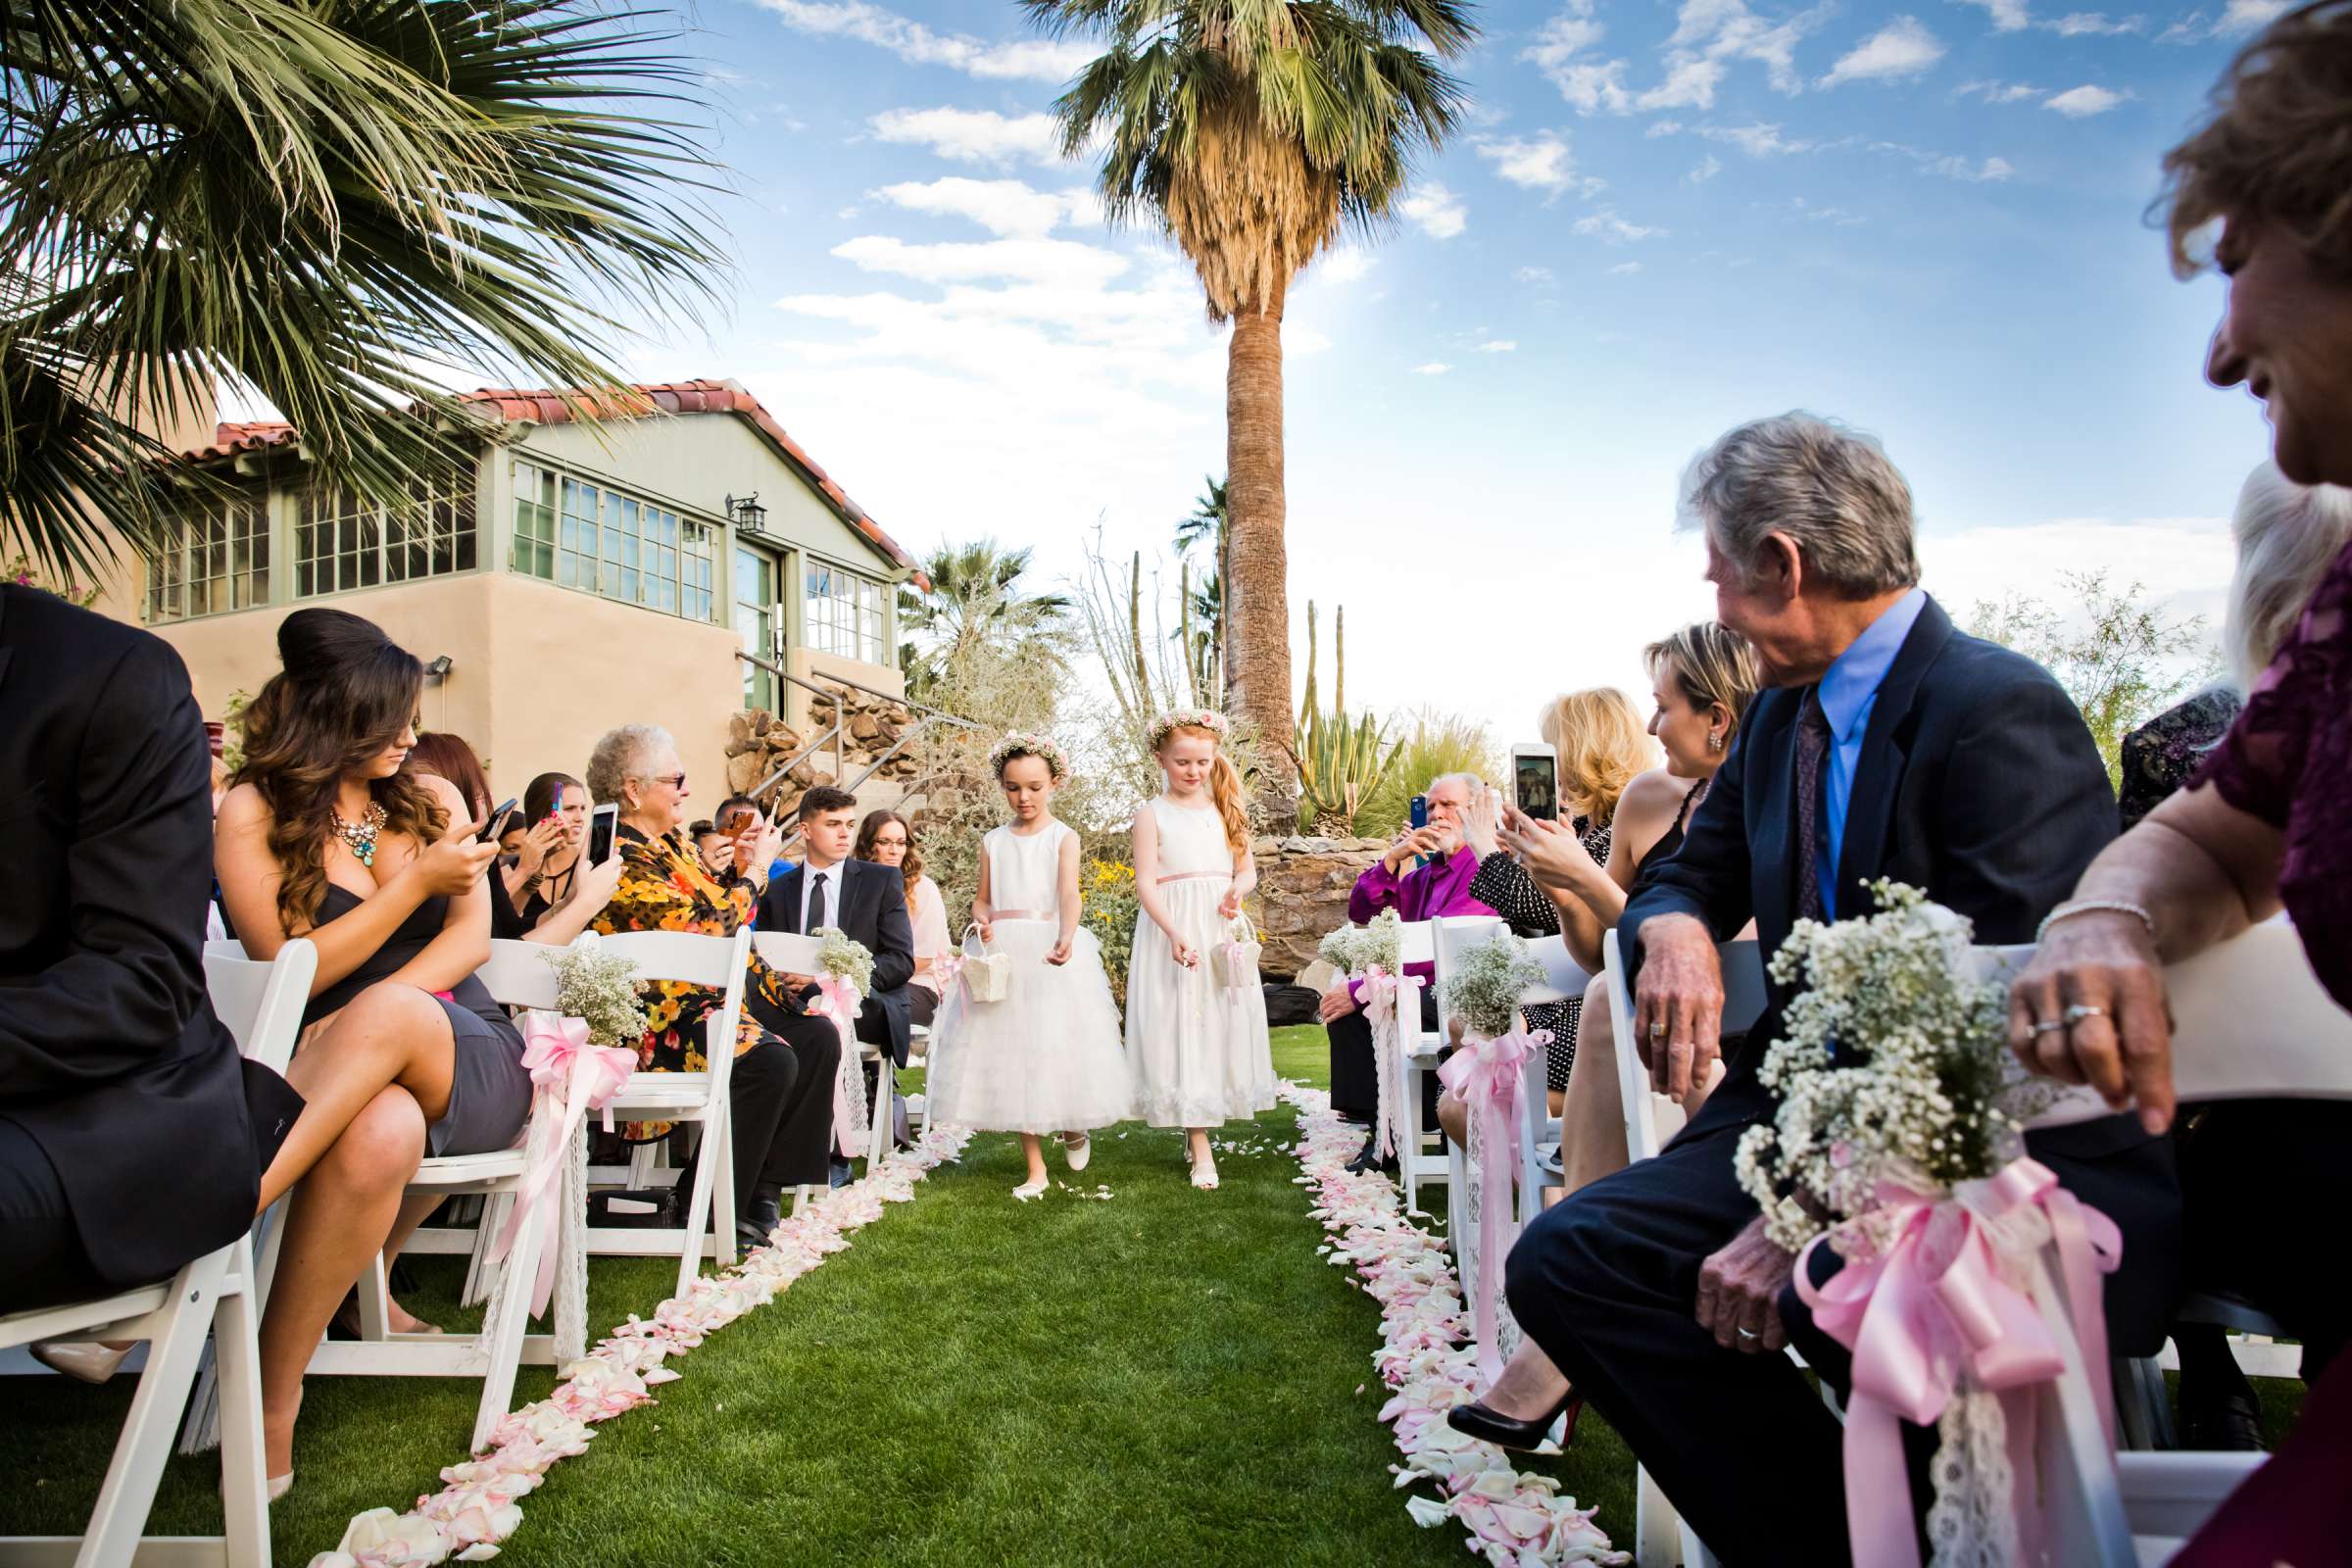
[591,825,801,1134]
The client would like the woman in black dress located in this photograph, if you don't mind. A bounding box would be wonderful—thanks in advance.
[214,610,529,1497]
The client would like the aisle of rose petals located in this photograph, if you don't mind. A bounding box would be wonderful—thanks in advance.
[307,1124,972,1567]
[1286,1084,1628,1567]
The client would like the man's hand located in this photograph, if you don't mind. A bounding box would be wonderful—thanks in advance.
[1319,982,1359,1023]
[2008,911,2178,1135]
[782,971,817,993]
[1382,828,1439,875]
[1632,913,1725,1100]
[1695,1216,1794,1352]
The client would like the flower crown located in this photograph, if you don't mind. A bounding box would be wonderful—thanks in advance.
[987,730,1071,784]
[1147,708,1232,752]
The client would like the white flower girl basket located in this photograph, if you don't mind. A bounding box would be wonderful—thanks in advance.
[1209,918,1262,991]
[959,946,1012,1004]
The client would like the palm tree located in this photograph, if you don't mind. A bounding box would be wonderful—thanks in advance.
[1,0,717,579]
[898,538,1074,702]
[1026,0,1475,829]
[1172,473,1228,700]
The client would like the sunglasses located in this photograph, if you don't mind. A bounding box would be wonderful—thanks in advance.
[649,773,687,790]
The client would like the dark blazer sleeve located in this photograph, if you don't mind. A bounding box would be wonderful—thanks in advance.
[1936,670,2118,945]
[756,869,797,935]
[867,867,915,995]
[0,639,216,1096]
[1619,710,1761,983]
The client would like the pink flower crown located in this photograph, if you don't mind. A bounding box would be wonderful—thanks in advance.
[987,731,1072,784]
[1147,708,1232,752]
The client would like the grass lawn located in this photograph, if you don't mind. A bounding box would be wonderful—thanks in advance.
[0,1026,1638,1565]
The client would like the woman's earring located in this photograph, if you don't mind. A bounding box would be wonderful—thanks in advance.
[1707,730,1724,754]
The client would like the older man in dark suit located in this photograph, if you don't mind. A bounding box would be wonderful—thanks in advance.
[0,581,301,1314]
[1503,414,2182,1564]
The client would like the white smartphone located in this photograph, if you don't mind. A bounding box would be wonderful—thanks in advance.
[1510,742,1560,823]
[586,802,619,864]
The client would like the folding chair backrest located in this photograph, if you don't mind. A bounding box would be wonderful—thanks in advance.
[1603,933,1768,1163]
[203,938,316,1075]
[749,930,827,975]
[475,937,574,1011]
[1396,920,1437,1054]
[596,928,753,990]
[1521,933,1591,1008]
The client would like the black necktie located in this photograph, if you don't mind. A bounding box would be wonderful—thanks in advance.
[1793,688,1832,924]
[809,870,828,931]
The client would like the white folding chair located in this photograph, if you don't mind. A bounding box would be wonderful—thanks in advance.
[1393,919,1446,1217]
[585,929,755,1298]
[0,938,314,1568]
[1600,931,1769,1568]
[1516,936,1592,1229]
[748,930,896,1171]
[1429,915,1506,1254]
[264,936,589,1453]
[2019,920,2352,1566]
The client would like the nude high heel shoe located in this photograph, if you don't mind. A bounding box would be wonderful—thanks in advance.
[30,1341,131,1384]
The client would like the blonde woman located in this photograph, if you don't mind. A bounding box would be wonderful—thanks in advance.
[1465,689,1658,1102]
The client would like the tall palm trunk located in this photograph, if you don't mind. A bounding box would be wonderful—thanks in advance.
[1225,275,1296,831]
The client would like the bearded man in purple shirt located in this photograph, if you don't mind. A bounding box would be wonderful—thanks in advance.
[1319,771,1500,1172]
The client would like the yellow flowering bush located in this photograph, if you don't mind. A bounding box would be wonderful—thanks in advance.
[1081,858,1140,1009]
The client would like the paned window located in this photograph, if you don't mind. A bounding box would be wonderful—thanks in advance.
[146,492,270,622]
[514,459,713,622]
[806,563,888,663]
[296,479,475,599]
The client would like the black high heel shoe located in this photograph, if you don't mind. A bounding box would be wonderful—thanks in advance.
[1446,1390,1585,1452]
[1344,1137,1398,1176]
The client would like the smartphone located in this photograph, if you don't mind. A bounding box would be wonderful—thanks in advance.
[587,803,618,864]
[478,797,519,844]
[1408,795,1430,831]
[1510,743,1560,823]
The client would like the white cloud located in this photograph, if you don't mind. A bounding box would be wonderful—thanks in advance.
[1400,183,1468,239]
[1527,0,1824,115]
[1412,362,1453,375]
[1477,339,1519,353]
[2045,84,2130,116]
[1949,0,2033,29]
[1688,154,1724,183]
[830,234,1132,289]
[1701,121,1814,157]
[1574,208,1668,242]
[1514,265,1557,285]
[1475,131,1595,197]
[869,177,1101,238]
[2216,0,2290,32]
[1935,153,2017,180]
[1955,78,2047,103]
[1316,249,1378,284]
[1523,3,1634,112]
[1647,120,1687,137]
[1609,261,1645,273]
[2046,11,2146,33]
[756,0,1096,81]
[1820,17,1947,87]
[867,107,1063,165]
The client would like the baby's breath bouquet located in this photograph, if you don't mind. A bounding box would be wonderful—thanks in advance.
[814,927,875,996]
[1355,908,1402,974]
[542,948,647,1051]
[1442,932,1544,1039]
[1734,880,2049,1254]
[1316,922,1363,973]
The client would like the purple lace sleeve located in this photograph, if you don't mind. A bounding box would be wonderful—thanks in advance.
[2193,540,2352,1010]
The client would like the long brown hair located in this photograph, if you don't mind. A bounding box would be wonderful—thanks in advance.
[408,732,492,819]
[855,808,923,898]
[233,609,447,935]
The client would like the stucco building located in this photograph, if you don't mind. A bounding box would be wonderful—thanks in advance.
[90,379,923,808]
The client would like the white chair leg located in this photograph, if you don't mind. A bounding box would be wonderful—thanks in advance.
[356,1250,393,1341]
[1402,1063,1426,1216]
[628,1140,662,1189]
[674,1119,726,1299]
[79,1258,225,1568]
[868,1054,893,1169]
[710,1113,738,1270]
[1635,1463,1682,1568]
[462,1194,512,1308]
[469,1197,546,1453]
[214,1247,272,1566]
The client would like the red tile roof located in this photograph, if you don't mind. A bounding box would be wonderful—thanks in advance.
[183,380,924,586]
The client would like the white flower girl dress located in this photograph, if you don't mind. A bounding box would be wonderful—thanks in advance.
[1125,797,1276,1127]
[927,819,1133,1133]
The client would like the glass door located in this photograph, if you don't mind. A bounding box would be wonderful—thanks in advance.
[735,545,782,711]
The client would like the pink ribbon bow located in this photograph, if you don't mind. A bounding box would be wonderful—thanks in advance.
[1438,1025,1545,1383]
[1793,1154,2122,1568]
[1358,966,1401,1160]
[808,973,866,1159]
[1216,935,1253,996]
[491,1013,637,1315]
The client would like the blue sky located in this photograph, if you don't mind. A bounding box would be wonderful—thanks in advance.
[609,0,2276,742]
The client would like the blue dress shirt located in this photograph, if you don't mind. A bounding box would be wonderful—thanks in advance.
[1811,587,1929,919]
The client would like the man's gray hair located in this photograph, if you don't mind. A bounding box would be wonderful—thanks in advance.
[586,723,674,806]
[1677,412,1921,599]
[1428,771,1485,798]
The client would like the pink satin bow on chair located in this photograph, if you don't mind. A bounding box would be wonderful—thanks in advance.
[1438,1026,1544,1384]
[808,974,867,1159]
[492,1012,637,1316]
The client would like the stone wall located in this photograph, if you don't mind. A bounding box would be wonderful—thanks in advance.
[1249,835,1388,980]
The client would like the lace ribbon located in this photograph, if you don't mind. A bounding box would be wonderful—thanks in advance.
[808,974,869,1159]
[491,1012,637,1316]
[1437,1025,1545,1383]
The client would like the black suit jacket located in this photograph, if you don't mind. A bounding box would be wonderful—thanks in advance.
[0,585,298,1288]
[1622,594,2149,1157]
[758,858,917,1066]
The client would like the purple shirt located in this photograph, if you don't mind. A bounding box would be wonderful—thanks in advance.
[1344,850,1498,1000]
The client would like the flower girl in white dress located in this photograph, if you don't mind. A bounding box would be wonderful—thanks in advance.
[1126,710,1275,1190]
[926,733,1133,1200]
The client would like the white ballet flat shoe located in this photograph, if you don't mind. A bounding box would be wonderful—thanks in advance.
[30,1341,130,1384]
[1012,1177,1050,1201]
[268,1472,294,1503]
[1190,1158,1220,1191]
[1060,1132,1091,1172]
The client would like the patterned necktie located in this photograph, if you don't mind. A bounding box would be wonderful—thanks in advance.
[1792,687,1833,924]
[809,870,828,932]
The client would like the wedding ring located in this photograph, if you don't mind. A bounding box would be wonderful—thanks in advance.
[1737,1328,1759,1340]
[2030,1017,2069,1035]
[1649,1022,1667,1040]
[2062,1004,2108,1027]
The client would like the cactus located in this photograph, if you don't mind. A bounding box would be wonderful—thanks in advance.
[1294,602,1398,837]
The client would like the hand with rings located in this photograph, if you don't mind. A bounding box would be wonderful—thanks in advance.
[2007,908,2177,1135]
[1631,912,1726,1102]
